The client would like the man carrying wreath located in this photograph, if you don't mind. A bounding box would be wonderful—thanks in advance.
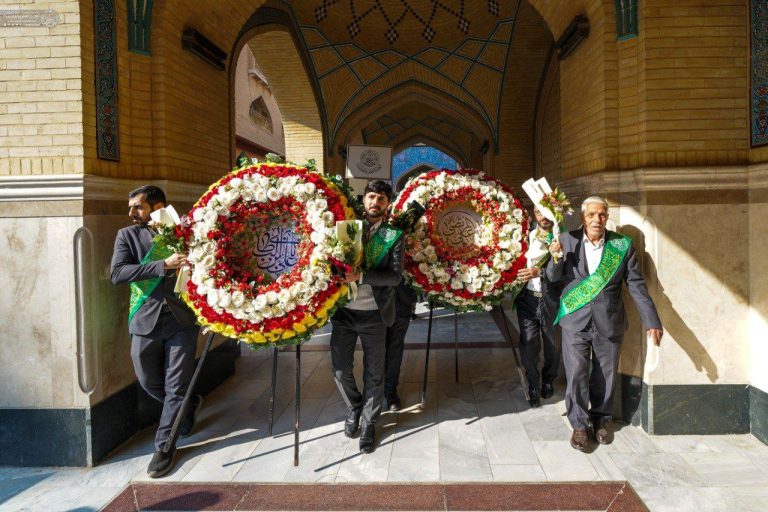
[546,196,663,451]
[514,207,562,408]
[110,185,202,477]
[331,180,404,454]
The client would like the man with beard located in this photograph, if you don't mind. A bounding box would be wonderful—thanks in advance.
[515,207,562,408]
[547,196,662,451]
[330,180,404,453]
[111,185,202,477]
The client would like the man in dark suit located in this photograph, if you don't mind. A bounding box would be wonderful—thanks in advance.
[111,185,201,477]
[331,180,404,453]
[546,196,663,451]
[515,207,562,408]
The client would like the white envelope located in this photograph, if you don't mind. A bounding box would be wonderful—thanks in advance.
[521,177,556,224]
[150,205,181,226]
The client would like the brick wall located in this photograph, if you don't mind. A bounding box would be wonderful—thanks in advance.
[639,0,749,167]
[535,52,562,182]
[0,0,84,175]
[493,0,552,186]
[246,30,325,172]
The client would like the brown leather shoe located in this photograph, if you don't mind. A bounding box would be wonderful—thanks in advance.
[570,429,589,451]
[594,424,613,445]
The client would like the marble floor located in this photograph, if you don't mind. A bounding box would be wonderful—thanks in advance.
[2,307,768,511]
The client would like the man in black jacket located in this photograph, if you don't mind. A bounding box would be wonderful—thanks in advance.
[331,180,404,453]
[110,185,201,477]
[515,207,562,408]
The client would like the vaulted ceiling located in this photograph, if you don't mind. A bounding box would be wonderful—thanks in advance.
[255,0,552,156]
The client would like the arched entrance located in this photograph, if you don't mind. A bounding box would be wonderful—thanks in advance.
[393,145,460,190]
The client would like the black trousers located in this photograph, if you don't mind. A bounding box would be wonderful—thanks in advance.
[384,314,411,398]
[561,320,622,430]
[131,311,199,450]
[330,308,387,424]
[515,289,561,390]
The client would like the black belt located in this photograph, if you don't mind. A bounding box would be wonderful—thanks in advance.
[525,289,543,298]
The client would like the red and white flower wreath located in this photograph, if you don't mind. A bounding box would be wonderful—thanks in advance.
[392,169,529,311]
[179,163,356,346]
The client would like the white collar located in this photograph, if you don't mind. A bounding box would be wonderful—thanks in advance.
[583,230,606,248]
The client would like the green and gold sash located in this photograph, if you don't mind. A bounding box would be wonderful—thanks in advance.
[554,233,631,325]
[364,224,403,270]
[128,241,174,323]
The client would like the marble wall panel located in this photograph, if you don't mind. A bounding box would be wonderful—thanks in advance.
[48,216,87,408]
[85,214,138,405]
[648,202,750,385]
[748,202,768,394]
[602,197,751,386]
[0,217,55,407]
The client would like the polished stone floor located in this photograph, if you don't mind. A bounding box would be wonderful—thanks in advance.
[1,306,768,511]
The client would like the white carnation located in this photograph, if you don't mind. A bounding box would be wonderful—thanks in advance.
[267,188,281,201]
[254,295,267,310]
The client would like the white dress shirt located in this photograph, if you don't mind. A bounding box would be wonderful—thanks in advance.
[583,232,606,275]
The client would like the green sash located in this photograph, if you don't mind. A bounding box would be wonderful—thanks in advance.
[364,224,403,270]
[554,233,631,325]
[128,241,174,323]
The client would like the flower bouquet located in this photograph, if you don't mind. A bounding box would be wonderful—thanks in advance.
[521,177,573,262]
[149,204,191,293]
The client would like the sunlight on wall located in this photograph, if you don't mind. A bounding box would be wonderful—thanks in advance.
[614,205,751,387]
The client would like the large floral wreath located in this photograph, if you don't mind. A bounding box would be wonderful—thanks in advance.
[175,163,357,346]
[392,169,528,311]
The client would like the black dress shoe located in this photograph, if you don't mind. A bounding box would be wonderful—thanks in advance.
[147,446,176,478]
[386,394,401,412]
[344,407,362,438]
[527,386,541,408]
[541,382,554,399]
[359,422,376,453]
[179,394,203,438]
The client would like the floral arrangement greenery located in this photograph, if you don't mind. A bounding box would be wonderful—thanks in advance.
[391,169,529,312]
[538,188,573,227]
[171,162,358,347]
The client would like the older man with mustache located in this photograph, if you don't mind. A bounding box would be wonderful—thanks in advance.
[546,196,663,451]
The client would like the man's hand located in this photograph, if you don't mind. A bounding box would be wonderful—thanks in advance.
[549,240,562,257]
[164,253,188,270]
[343,272,361,284]
[647,328,663,346]
[517,267,541,282]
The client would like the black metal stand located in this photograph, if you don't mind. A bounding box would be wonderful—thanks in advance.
[420,304,462,406]
[267,347,279,436]
[420,304,434,407]
[294,345,301,466]
[163,331,215,454]
[454,310,459,383]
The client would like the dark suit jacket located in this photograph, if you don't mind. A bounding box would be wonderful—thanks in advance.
[545,228,661,337]
[394,278,418,318]
[359,228,405,327]
[111,224,197,336]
